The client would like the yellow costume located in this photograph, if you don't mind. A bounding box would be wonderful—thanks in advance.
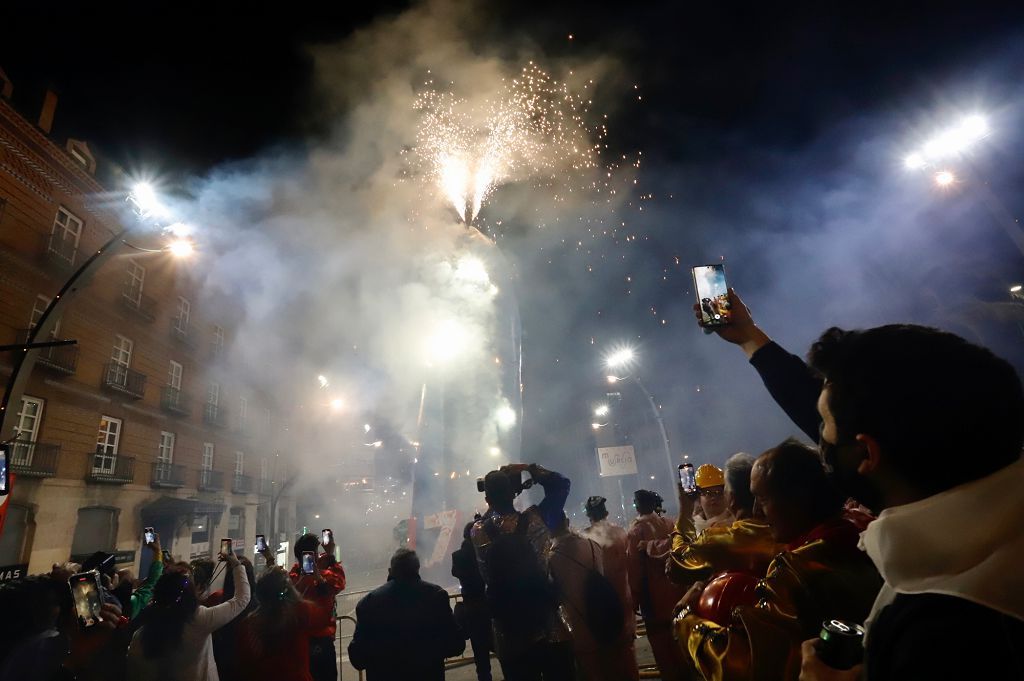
[674,519,881,681]
[667,517,780,591]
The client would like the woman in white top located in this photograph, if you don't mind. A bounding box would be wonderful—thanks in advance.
[127,551,251,681]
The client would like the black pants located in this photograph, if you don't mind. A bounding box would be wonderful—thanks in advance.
[499,641,575,681]
[469,624,493,681]
[310,636,339,681]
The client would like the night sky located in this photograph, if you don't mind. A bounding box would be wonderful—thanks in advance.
[4,1,1024,505]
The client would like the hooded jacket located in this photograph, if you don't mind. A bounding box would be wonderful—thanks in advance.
[861,457,1024,680]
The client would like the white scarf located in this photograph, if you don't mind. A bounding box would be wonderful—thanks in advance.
[860,457,1024,636]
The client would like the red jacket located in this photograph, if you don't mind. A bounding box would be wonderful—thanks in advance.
[288,555,347,638]
[236,600,334,681]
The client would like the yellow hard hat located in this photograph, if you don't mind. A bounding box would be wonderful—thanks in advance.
[695,463,725,489]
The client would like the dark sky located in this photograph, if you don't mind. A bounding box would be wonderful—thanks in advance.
[4,1,1024,504]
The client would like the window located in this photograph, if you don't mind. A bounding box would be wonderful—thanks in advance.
[49,207,83,266]
[235,451,244,475]
[158,431,175,463]
[207,382,220,409]
[94,416,121,474]
[260,457,270,481]
[239,397,248,429]
[228,508,244,540]
[175,297,191,332]
[124,262,145,305]
[202,443,214,471]
[71,507,117,557]
[190,514,210,559]
[12,396,44,466]
[29,295,60,338]
[168,361,183,390]
[109,336,133,387]
[212,325,225,354]
[0,504,32,568]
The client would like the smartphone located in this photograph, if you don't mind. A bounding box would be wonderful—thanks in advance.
[144,527,156,545]
[321,528,333,546]
[255,534,267,553]
[219,538,233,557]
[692,264,732,327]
[678,463,697,495]
[69,571,103,628]
[0,444,8,496]
[301,551,316,575]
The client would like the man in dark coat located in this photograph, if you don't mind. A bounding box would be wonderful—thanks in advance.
[349,548,465,681]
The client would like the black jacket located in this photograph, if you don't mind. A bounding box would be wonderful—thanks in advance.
[749,341,823,441]
[866,593,1024,680]
[348,578,465,681]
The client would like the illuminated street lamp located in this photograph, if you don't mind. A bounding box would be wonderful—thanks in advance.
[602,346,675,488]
[934,170,955,187]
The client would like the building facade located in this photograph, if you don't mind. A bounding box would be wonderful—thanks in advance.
[0,87,294,578]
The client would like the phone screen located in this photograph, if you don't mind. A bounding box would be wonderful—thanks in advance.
[321,529,332,546]
[220,538,233,557]
[692,264,732,327]
[301,551,316,574]
[69,571,103,628]
[255,535,267,553]
[678,464,697,494]
[144,527,156,545]
[0,445,8,495]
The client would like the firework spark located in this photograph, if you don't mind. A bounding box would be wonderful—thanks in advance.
[413,63,602,225]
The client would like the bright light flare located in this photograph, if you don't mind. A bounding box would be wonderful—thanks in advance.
[363,424,372,433]
[454,256,490,285]
[1010,284,1022,293]
[606,375,620,384]
[496,405,517,429]
[329,398,344,411]
[424,319,469,366]
[489,446,501,457]
[605,347,635,369]
[591,422,604,430]
[934,170,955,187]
[903,153,925,170]
[594,404,610,417]
[317,375,329,389]
[166,239,195,258]
[917,114,990,162]
[128,182,168,219]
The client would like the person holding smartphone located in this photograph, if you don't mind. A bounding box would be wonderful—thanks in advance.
[269,532,346,681]
[112,530,165,620]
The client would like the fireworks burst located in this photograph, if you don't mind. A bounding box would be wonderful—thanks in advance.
[413,63,604,225]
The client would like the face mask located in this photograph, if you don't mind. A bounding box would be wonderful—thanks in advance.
[819,436,881,512]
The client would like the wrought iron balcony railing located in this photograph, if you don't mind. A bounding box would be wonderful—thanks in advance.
[17,330,78,375]
[120,287,157,322]
[198,469,224,491]
[87,454,135,484]
[203,402,227,427]
[102,363,146,399]
[43,232,77,270]
[8,441,59,478]
[160,386,190,416]
[231,474,252,494]
[151,462,186,488]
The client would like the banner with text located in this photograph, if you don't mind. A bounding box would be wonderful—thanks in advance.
[597,446,638,477]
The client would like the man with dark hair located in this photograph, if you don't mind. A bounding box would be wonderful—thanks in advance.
[349,548,464,681]
[284,532,346,681]
[675,440,880,681]
[699,290,1024,680]
[471,463,573,681]
[627,490,686,681]
[667,452,779,595]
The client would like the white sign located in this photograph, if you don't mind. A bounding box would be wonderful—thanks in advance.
[597,446,638,477]
[423,509,460,567]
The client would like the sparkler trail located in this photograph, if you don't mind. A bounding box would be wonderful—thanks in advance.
[412,62,605,225]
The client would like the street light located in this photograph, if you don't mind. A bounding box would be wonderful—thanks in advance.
[602,346,675,489]
[594,404,610,418]
[934,170,955,187]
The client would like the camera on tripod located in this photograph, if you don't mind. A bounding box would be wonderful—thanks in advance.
[476,465,535,496]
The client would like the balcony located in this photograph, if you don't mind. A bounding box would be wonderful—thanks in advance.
[119,288,157,322]
[9,441,60,478]
[102,363,147,399]
[169,318,196,348]
[151,462,186,488]
[160,387,190,416]
[231,474,253,494]
[198,469,224,492]
[203,402,227,428]
[42,232,78,271]
[258,478,274,496]
[87,454,135,484]
[17,330,78,376]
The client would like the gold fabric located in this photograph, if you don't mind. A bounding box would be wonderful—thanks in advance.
[674,536,882,681]
[667,518,781,591]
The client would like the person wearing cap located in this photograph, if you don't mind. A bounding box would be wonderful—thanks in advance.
[581,496,638,681]
[674,440,879,681]
[666,453,780,597]
[692,464,735,534]
[627,490,687,681]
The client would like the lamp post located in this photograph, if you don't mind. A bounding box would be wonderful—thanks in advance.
[604,346,675,488]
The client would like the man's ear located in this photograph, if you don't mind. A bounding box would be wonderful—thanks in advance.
[854,434,882,475]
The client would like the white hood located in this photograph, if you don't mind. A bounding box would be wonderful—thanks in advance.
[860,456,1024,623]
